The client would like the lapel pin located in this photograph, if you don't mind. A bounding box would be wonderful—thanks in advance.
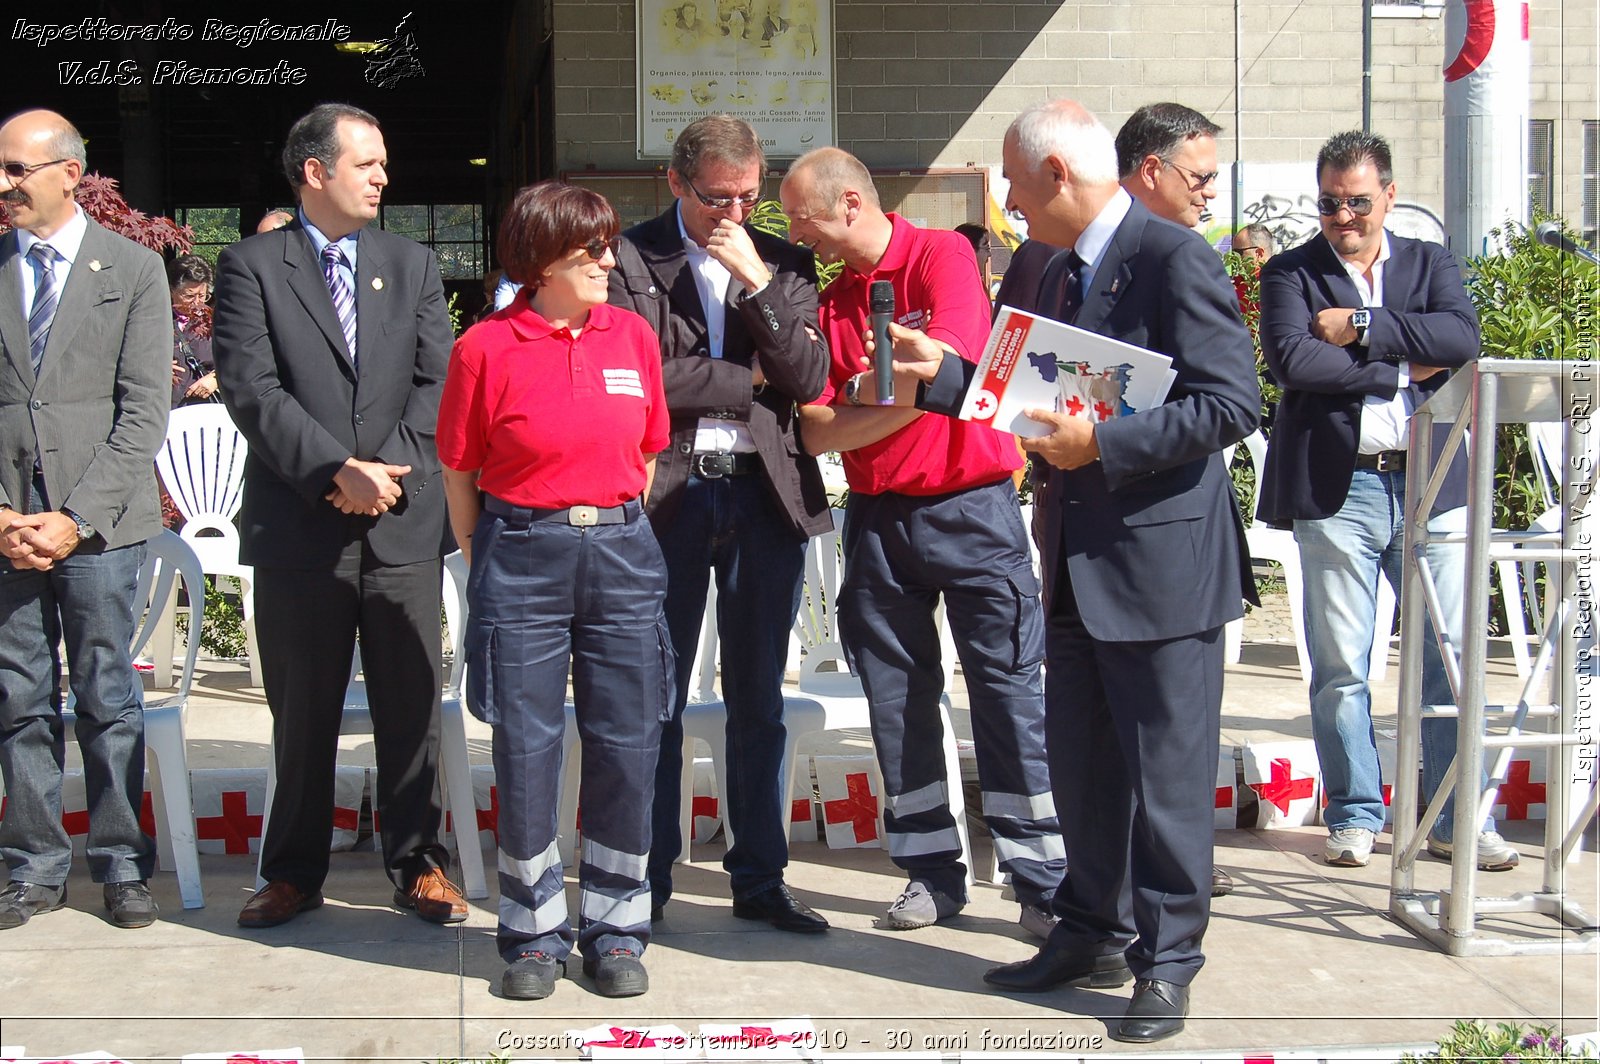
[89,260,103,272]
[371,277,384,290]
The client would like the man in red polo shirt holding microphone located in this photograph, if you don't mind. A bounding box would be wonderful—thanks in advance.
[781,147,1063,934]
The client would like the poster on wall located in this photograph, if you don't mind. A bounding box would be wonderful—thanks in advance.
[637,0,834,159]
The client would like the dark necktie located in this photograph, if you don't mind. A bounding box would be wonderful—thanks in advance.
[321,242,358,368]
[27,243,62,373]
[1058,250,1086,324]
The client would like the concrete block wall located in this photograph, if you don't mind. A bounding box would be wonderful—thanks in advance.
[553,0,1597,229]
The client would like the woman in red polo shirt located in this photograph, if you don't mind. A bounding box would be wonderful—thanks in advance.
[438,181,671,1003]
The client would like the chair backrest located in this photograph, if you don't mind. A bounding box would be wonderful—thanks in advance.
[155,404,248,529]
[793,509,848,683]
[132,530,206,701]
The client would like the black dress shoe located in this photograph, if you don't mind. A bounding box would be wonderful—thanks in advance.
[1114,978,1190,1043]
[731,883,829,933]
[1211,866,1234,897]
[983,945,1131,992]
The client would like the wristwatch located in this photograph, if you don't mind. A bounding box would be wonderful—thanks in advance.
[1350,308,1371,344]
[62,508,95,542]
[843,372,866,406]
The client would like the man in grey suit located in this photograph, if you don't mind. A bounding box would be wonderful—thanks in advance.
[214,103,464,930]
[0,109,172,930]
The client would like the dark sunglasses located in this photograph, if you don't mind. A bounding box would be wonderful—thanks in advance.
[580,236,621,261]
[1,158,69,181]
[1316,195,1376,217]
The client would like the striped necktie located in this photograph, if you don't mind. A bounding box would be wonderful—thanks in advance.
[27,243,62,374]
[321,242,358,368]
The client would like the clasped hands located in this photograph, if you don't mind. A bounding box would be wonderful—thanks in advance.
[326,458,412,516]
[859,321,1100,470]
[0,508,81,571]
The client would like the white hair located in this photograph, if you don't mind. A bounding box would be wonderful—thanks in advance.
[1007,99,1118,186]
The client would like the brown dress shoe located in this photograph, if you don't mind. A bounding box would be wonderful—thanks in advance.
[238,881,323,928]
[395,867,468,924]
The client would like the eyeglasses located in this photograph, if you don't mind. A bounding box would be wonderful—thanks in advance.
[1165,161,1218,190]
[683,174,762,211]
[1316,195,1376,217]
[0,158,69,181]
[580,235,621,261]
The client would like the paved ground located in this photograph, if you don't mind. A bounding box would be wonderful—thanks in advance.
[2,599,1596,1062]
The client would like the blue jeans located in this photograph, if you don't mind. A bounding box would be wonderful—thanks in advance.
[649,473,806,904]
[0,541,153,885]
[1295,469,1491,841]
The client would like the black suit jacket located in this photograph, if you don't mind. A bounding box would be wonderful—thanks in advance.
[608,207,832,538]
[1256,231,1480,525]
[212,221,453,568]
[924,199,1259,642]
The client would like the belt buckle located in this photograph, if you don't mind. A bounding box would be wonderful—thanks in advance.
[569,505,600,527]
[693,453,729,479]
[1376,451,1400,472]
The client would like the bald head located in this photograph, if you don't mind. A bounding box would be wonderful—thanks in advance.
[256,209,296,234]
[0,108,87,238]
[780,146,893,272]
[784,147,880,213]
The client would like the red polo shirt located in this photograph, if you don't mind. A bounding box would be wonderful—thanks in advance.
[438,299,670,508]
[813,214,1021,496]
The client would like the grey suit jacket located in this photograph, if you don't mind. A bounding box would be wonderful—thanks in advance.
[212,220,452,569]
[0,217,171,549]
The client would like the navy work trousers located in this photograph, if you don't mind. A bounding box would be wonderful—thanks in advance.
[465,498,670,964]
[838,478,1064,906]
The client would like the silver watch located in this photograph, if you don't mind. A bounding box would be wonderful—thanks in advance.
[843,373,866,406]
[62,508,95,541]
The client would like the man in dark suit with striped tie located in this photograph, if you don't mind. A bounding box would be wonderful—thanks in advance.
[213,103,464,929]
[0,108,172,930]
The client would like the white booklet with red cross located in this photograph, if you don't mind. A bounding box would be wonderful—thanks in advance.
[958,305,1177,437]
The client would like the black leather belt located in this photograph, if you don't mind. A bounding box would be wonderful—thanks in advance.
[1354,450,1406,472]
[483,495,635,526]
[690,451,761,478]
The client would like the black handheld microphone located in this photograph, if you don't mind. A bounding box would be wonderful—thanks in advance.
[1535,221,1600,265]
[869,279,895,405]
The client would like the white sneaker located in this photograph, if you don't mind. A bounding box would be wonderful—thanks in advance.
[879,881,963,930]
[1426,830,1521,871]
[1324,826,1376,867]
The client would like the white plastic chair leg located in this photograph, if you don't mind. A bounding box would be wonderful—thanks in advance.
[1369,574,1397,682]
[1281,552,1313,687]
[145,710,204,908]
[1223,615,1244,664]
[256,751,276,891]
[439,700,487,899]
[240,580,263,689]
[937,698,977,889]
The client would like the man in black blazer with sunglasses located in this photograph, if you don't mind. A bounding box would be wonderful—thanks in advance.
[1256,131,1501,875]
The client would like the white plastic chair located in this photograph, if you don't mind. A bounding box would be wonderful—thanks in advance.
[58,531,207,908]
[153,404,263,687]
[675,510,979,887]
[256,552,488,899]
[1225,430,1395,684]
[1498,421,1591,678]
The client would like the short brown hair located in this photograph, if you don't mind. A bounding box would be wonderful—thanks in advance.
[669,114,764,184]
[497,180,621,288]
